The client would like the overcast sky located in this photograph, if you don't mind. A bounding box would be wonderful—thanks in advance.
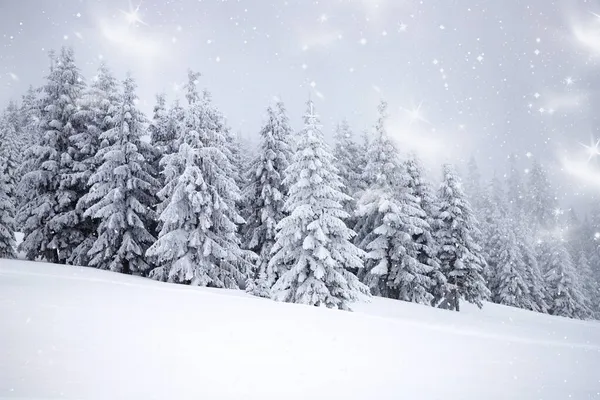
[2,0,600,209]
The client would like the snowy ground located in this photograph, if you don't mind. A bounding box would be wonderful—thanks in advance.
[1,259,599,400]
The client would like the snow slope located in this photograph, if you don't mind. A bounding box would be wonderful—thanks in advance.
[1,259,599,400]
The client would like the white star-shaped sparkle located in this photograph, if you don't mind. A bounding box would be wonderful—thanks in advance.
[579,137,600,163]
[120,1,147,27]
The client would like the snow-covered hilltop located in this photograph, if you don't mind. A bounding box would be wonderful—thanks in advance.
[1,259,599,399]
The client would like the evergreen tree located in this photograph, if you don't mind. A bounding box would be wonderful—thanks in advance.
[527,159,556,229]
[17,47,86,263]
[576,250,598,317]
[68,62,120,265]
[82,74,157,275]
[333,119,365,224]
[434,164,490,311]
[268,100,369,310]
[506,153,525,216]
[0,111,19,258]
[243,104,293,297]
[147,71,251,287]
[464,156,483,210]
[490,224,532,309]
[354,101,405,296]
[515,221,549,313]
[354,102,435,303]
[541,238,589,319]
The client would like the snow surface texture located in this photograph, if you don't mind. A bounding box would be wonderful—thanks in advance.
[1,259,599,400]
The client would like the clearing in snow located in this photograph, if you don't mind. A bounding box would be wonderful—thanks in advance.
[1,259,599,399]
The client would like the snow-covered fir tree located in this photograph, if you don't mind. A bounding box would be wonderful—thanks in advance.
[404,155,446,304]
[434,164,489,311]
[333,119,365,224]
[540,238,589,319]
[489,223,532,309]
[146,71,251,287]
[0,110,19,259]
[68,62,120,265]
[354,102,434,303]
[576,250,598,317]
[268,100,370,310]
[515,221,549,313]
[464,156,483,210]
[82,74,158,275]
[243,103,293,297]
[17,47,86,263]
[506,154,525,216]
[527,159,556,229]
[149,93,181,186]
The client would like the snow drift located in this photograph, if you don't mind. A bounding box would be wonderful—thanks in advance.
[1,259,599,399]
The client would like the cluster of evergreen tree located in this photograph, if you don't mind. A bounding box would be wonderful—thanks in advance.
[0,47,598,318]
[464,155,598,319]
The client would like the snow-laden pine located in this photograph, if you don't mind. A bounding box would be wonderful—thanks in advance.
[243,102,293,297]
[404,154,446,304]
[146,71,251,287]
[17,47,86,263]
[268,100,370,310]
[0,109,19,258]
[489,223,532,309]
[527,160,556,229]
[539,238,589,319]
[354,102,435,304]
[434,164,490,311]
[68,62,121,265]
[82,74,158,275]
[332,119,365,224]
[355,101,406,295]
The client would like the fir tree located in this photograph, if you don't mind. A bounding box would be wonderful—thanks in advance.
[354,102,435,303]
[243,104,293,296]
[405,154,446,304]
[0,111,19,259]
[506,154,525,216]
[82,74,158,275]
[68,62,120,265]
[490,224,532,309]
[434,164,490,311]
[515,221,548,313]
[17,47,86,263]
[268,100,370,310]
[527,159,556,229]
[541,238,589,319]
[147,71,251,287]
[333,119,365,224]
[464,156,483,210]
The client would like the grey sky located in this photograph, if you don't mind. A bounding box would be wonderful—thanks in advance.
[1,0,600,208]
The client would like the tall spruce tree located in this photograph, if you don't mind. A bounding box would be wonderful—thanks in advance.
[540,238,589,319]
[333,119,365,225]
[354,102,435,303]
[405,154,446,304]
[527,159,556,229]
[506,153,525,216]
[146,71,251,287]
[268,100,369,310]
[490,223,532,309]
[68,62,120,265]
[243,103,293,297]
[434,164,489,311]
[0,110,19,258]
[17,47,86,263]
[82,74,157,275]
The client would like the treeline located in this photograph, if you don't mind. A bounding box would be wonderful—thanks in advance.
[0,47,598,318]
